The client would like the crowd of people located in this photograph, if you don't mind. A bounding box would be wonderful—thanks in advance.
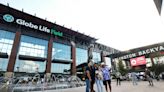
[84,61,159,92]
[85,62,111,92]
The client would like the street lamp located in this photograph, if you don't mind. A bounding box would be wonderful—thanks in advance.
[88,44,94,64]
[17,66,19,72]
[36,67,39,73]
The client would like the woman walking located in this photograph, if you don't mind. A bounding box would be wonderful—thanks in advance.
[131,71,138,85]
[115,71,121,86]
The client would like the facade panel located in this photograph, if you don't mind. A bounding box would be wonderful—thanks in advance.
[0,58,8,71]
[93,52,101,63]
[14,60,46,73]
[51,63,70,73]
[0,30,15,55]
[76,48,88,66]
[19,35,48,58]
[0,30,15,72]
[52,42,71,61]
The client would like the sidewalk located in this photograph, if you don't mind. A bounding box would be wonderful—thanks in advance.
[32,80,164,92]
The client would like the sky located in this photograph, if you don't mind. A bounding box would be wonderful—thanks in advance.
[0,0,164,51]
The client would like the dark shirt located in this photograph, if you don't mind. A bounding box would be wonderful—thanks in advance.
[85,66,96,80]
[145,70,152,77]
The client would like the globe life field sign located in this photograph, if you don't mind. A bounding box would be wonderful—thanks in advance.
[3,14,63,37]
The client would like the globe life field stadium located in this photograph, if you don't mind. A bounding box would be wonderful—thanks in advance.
[0,4,119,78]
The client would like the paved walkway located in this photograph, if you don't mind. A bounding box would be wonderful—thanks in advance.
[40,80,164,92]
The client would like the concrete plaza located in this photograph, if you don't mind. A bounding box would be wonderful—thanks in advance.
[43,80,164,92]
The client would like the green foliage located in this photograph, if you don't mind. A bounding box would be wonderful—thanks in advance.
[118,60,127,76]
[151,63,164,76]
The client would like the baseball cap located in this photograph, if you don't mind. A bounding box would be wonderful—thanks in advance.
[101,62,105,65]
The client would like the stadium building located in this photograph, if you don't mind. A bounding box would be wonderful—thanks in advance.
[0,4,119,78]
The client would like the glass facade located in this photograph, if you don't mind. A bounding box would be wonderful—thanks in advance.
[93,52,101,63]
[0,58,9,71]
[0,30,15,71]
[51,43,71,74]
[51,63,70,73]
[0,30,104,74]
[19,35,48,58]
[76,48,88,65]
[52,42,71,61]
[14,60,46,73]
[0,30,15,55]
[14,35,48,73]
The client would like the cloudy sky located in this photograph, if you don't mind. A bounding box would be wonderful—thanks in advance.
[0,0,164,51]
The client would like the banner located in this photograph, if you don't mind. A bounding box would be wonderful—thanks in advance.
[130,56,146,66]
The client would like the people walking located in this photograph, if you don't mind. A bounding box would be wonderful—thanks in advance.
[131,71,138,85]
[115,71,121,86]
[95,65,104,92]
[145,68,154,86]
[101,62,111,92]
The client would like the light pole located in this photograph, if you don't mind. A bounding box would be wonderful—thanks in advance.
[16,66,19,72]
[88,44,94,64]
[36,67,39,73]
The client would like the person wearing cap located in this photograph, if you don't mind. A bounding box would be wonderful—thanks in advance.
[101,62,112,92]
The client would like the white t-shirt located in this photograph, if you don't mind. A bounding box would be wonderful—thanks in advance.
[96,70,103,80]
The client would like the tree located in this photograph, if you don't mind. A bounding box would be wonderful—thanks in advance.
[151,63,164,76]
[118,60,127,76]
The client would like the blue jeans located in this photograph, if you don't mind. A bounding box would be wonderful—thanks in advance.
[96,79,104,92]
[86,79,90,92]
